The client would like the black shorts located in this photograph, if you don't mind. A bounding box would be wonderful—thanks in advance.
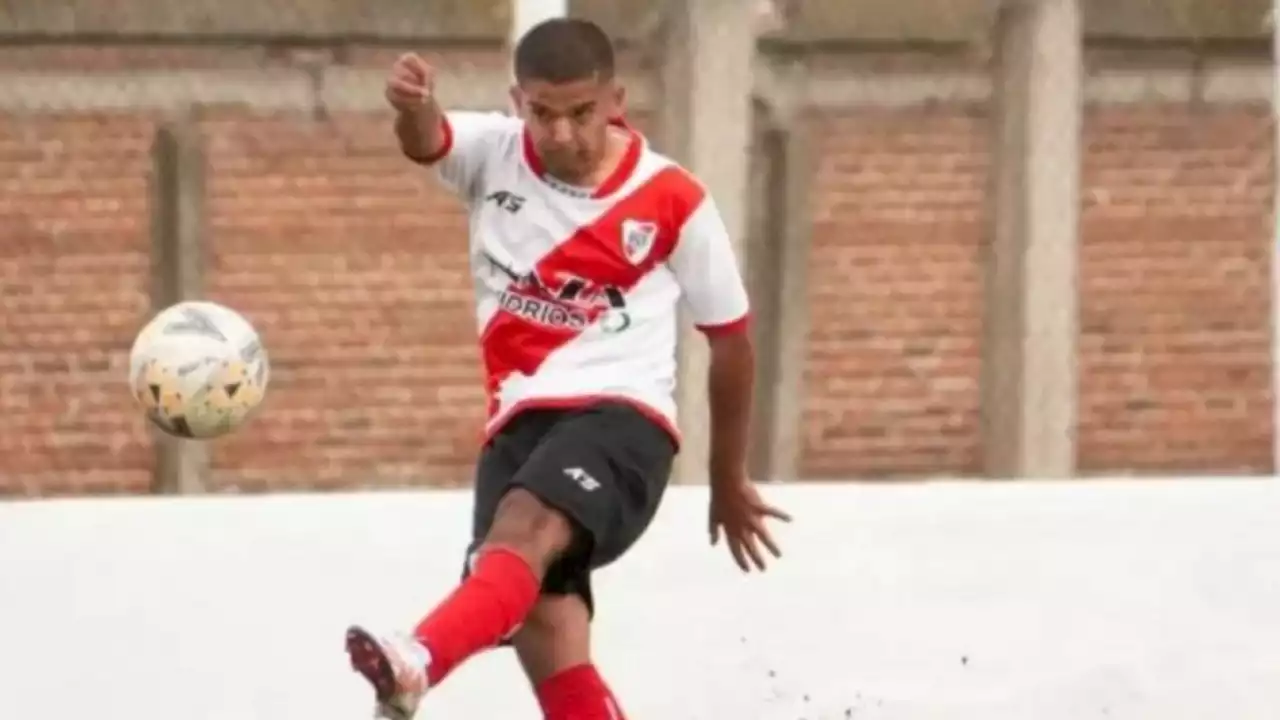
[461,401,676,617]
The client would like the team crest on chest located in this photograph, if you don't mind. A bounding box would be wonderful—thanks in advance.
[621,219,659,265]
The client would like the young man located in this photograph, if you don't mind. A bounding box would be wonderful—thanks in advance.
[345,18,791,720]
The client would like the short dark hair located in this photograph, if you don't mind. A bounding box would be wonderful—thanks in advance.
[513,18,615,84]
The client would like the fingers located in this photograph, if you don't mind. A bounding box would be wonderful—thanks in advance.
[401,52,432,80]
[711,511,751,571]
[723,503,791,573]
[741,533,767,571]
[727,534,750,572]
[386,78,429,104]
[393,53,432,82]
[747,500,790,560]
[711,489,791,573]
[386,53,435,111]
[751,516,783,561]
[757,502,793,524]
[390,59,416,82]
[719,524,770,573]
[725,530,767,572]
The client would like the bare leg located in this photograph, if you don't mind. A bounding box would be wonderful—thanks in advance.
[514,595,629,719]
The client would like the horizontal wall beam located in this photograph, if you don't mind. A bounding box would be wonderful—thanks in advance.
[0,58,1269,114]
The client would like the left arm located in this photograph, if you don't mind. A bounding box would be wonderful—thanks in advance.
[706,329,755,487]
[668,189,790,571]
[666,193,755,487]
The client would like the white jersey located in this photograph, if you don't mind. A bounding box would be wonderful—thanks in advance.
[425,111,750,446]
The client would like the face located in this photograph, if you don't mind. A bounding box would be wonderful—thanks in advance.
[512,76,624,183]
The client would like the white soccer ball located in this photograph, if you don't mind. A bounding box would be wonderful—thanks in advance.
[128,300,270,439]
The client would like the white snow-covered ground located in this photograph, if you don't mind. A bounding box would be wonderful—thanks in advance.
[0,478,1277,719]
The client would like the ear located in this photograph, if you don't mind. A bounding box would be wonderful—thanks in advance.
[610,83,627,117]
[508,84,524,114]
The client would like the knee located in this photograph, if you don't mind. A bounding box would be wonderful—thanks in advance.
[484,488,577,575]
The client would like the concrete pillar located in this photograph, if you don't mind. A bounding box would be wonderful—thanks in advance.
[982,0,1082,478]
[756,66,813,484]
[740,60,813,484]
[509,0,567,45]
[744,105,783,482]
[656,0,757,484]
[149,121,210,494]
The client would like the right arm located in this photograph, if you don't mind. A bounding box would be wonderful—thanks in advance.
[394,98,451,165]
[384,54,516,202]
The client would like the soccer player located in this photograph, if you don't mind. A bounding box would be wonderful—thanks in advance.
[345,18,791,720]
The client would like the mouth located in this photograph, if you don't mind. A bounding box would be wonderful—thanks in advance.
[544,153,581,174]
[543,147,576,162]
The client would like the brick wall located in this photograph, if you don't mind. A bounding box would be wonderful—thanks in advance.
[0,47,1273,495]
[1077,104,1273,473]
[801,102,1273,479]
[1,112,157,494]
[801,108,987,478]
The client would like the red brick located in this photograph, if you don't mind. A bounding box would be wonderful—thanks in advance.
[0,112,156,496]
[1077,104,1273,475]
[196,112,485,489]
[801,108,987,479]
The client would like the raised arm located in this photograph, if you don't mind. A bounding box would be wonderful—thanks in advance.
[383,52,519,201]
[386,53,449,163]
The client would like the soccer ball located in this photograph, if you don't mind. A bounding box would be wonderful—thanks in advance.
[128,300,270,439]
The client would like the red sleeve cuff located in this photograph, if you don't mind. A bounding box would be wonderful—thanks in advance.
[696,312,751,337]
[406,115,454,165]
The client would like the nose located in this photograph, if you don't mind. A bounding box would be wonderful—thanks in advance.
[549,118,574,145]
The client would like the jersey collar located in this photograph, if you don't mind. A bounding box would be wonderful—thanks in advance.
[521,117,642,200]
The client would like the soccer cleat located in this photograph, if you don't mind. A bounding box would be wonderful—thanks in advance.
[345,625,432,720]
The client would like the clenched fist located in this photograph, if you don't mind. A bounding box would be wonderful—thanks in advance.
[385,53,436,113]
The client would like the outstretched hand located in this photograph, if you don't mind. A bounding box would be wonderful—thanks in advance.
[709,471,792,572]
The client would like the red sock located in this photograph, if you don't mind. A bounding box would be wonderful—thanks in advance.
[412,547,540,685]
[536,664,628,720]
